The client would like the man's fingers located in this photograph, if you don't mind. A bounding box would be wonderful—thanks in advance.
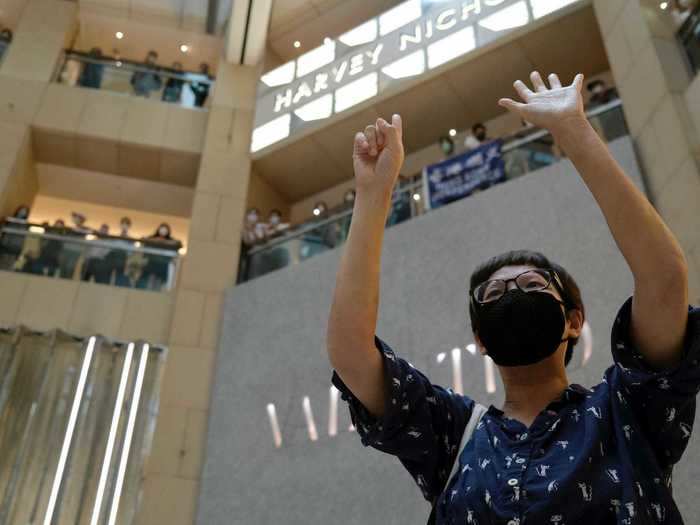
[548,73,562,89]
[375,118,387,147]
[378,115,403,150]
[530,71,547,92]
[572,73,584,92]
[498,98,526,114]
[364,125,378,156]
[392,114,403,137]
[513,80,534,102]
[353,132,369,155]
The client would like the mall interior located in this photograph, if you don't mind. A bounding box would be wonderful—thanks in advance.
[0,0,699,523]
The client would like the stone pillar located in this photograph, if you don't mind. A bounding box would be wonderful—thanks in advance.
[137,61,260,525]
[593,0,700,303]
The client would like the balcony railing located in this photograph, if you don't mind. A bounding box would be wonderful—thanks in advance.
[54,51,214,110]
[0,220,181,292]
[239,99,627,282]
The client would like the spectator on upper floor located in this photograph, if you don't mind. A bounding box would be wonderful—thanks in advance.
[242,208,266,247]
[119,216,132,238]
[0,28,13,61]
[145,223,181,248]
[131,50,162,98]
[78,47,105,89]
[162,61,185,103]
[190,62,212,108]
[464,122,489,150]
[70,212,92,235]
[439,135,455,157]
[142,223,181,290]
[586,79,618,107]
[671,0,698,28]
[264,209,290,239]
[83,224,112,284]
[9,205,30,223]
[342,189,356,208]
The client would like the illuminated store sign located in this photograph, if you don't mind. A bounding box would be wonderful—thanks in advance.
[252,0,580,153]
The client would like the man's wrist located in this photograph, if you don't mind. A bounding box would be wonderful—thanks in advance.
[550,114,591,144]
[355,185,394,215]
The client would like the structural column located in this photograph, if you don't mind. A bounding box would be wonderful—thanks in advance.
[137,61,260,525]
[594,0,700,303]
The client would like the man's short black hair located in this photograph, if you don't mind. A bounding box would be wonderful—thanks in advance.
[472,123,486,133]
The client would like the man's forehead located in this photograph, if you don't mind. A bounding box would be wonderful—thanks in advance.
[489,264,539,280]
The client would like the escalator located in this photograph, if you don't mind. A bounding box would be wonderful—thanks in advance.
[0,328,165,525]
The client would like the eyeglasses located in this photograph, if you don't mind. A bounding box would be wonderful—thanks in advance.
[471,268,563,305]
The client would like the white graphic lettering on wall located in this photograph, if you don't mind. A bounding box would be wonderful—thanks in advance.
[266,320,592,448]
[252,0,582,153]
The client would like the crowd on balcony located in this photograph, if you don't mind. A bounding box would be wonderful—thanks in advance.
[0,27,12,62]
[60,48,214,108]
[0,206,182,291]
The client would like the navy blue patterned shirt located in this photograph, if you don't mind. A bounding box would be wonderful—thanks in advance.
[331,297,700,524]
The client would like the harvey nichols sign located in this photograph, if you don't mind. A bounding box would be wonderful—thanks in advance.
[252,0,580,152]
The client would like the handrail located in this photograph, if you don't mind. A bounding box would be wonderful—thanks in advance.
[1,225,181,258]
[0,326,167,354]
[62,50,215,85]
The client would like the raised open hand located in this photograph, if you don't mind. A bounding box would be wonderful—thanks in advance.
[499,72,586,135]
[353,114,404,196]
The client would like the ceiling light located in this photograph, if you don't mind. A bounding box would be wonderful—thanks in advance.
[313,208,321,216]
[449,129,457,137]
[180,44,190,53]
[115,31,124,39]
[660,1,669,9]
[293,40,301,48]
[412,193,421,201]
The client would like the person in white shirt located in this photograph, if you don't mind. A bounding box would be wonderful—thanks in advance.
[264,209,290,239]
[464,123,488,150]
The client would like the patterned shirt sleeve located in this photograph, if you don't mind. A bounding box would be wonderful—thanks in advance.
[331,335,475,502]
[610,295,700,467]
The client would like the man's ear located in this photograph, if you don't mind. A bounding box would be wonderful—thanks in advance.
[474,332,488,356]
[566,308,584,339]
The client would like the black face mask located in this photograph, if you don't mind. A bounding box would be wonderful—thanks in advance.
[475,289,569,367]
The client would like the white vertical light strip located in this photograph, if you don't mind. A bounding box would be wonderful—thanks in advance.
[107,344,150,525]
[451,348,463,395]
[267,404,282,448]
[328,386,339,437]
[90,343,134,525]
[484,355,496,394]
[44,337,97,525]
[302,396,318,441]
[581,321,593,367]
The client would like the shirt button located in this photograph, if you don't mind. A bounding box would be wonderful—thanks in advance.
[507,478,518,486]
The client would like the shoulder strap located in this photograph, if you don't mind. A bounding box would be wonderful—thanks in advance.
[446,403,488,485]
[427,402,487,524]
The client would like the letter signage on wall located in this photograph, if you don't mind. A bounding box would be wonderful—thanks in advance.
[252,0,580,153]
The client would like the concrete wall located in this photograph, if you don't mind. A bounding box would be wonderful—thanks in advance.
[199,137,700,524]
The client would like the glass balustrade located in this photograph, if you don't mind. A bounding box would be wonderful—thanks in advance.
[54,51,214,110]
[240,99,627,282]
[0,220,181,292]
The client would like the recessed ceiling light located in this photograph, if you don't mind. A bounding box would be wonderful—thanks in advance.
[115,31,124,39]
[660,1,669,9]
[449,128,457,137]
[180,44,190,53]
[293,40,301,48]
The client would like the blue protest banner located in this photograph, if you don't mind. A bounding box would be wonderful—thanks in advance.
[423,140,506,210]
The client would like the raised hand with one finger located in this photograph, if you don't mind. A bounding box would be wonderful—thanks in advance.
[353,114,405,199]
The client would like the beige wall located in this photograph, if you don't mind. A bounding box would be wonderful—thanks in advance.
[0,121,38,217]
[246,170,290,220]
[594,0,700,304]
[75,12,223,72]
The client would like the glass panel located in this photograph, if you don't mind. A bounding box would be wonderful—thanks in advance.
[55,51,214,110]
[0,220,180,292]
[238,100,628,283]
